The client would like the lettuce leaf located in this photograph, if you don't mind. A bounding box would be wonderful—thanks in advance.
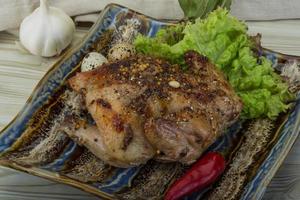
[134,8,294,119]
[134,24,185,65]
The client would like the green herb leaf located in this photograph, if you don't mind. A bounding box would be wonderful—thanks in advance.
[179,0,233,19]
[134,8,294,119]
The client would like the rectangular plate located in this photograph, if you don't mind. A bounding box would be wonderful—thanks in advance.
[1,4,300,200]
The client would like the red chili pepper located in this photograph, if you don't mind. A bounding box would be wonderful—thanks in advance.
[164,152,226,200]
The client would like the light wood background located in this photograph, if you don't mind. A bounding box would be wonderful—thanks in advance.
[0,20,300,200]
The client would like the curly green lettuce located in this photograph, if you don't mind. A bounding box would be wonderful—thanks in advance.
[134,24,186,65]
[134,8,294,119]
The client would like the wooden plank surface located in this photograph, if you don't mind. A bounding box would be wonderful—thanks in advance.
[0,20,300,200]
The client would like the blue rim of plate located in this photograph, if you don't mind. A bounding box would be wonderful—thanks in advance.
[0,3,300,200]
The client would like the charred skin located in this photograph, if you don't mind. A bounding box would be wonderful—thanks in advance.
[68,51,242,167]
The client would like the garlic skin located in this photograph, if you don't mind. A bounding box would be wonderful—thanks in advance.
[81,52,108,72]
[19,0,75,57]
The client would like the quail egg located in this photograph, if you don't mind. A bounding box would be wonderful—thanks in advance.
[108,42,136,62]
[81,52,108,72]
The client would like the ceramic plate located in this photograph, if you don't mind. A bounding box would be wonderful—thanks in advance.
[1,4,300,200]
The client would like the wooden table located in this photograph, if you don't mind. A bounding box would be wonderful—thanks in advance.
[0,20,300,200]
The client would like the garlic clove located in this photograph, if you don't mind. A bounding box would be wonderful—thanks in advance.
[168,80,181,88]
[81,52,108,72]
[19,0,75,57]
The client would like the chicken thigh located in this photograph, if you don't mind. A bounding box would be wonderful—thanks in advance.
[68,51,242,167]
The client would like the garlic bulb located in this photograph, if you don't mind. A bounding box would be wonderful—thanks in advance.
[19,0,75,57]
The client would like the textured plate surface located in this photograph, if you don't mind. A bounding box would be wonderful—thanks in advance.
[0,4,300,200]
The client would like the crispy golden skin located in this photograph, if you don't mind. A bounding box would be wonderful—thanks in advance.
[68,51,242,167]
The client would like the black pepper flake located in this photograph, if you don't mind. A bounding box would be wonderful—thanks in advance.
[96,98,112,109]
[89,99,95,105]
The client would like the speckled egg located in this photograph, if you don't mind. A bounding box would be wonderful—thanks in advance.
[81,52,108,72]
[108,42,136,62]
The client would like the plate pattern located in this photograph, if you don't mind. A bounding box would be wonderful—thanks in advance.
[0,4,299,200]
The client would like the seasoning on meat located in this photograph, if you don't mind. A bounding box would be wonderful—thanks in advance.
[68,51,242,167]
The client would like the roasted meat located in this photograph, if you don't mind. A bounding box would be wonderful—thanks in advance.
[59,113,132,167]
[68,51,242,167]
